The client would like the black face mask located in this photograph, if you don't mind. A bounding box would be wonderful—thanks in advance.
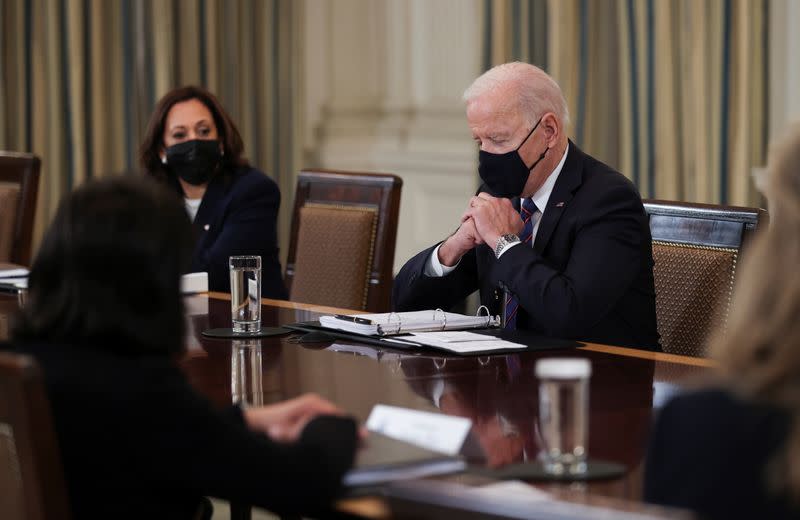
[478,117,548,198]
[163,139,223,186]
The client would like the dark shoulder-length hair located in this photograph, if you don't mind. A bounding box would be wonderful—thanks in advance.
[139,85,249,183]
[14,176,193,356]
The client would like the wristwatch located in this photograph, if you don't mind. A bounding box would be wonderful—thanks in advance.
[494,234,521,259]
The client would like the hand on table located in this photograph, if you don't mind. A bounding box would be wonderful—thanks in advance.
[243,393,365,442]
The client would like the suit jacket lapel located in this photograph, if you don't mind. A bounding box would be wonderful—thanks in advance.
[192,174,227,235]
[533,140,584,253]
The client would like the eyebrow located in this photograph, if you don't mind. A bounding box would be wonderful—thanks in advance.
[168,119,211,131]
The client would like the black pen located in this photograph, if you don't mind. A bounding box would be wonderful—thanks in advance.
[334,314,373,325]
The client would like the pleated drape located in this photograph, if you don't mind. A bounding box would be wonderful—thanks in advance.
[0,0,298,256]
[482,0,768,206]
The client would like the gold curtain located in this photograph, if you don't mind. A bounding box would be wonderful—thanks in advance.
[0,0,299,257]
[483,0,767,206]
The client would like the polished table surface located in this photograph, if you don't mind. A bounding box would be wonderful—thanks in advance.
[184,293,709,517]
[1,292,707,517]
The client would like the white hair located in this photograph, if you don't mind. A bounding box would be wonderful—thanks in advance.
[462,62,570,127]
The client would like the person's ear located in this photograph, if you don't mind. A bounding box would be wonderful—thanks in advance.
[542,113,560,147]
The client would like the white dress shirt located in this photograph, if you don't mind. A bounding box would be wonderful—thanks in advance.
[184,198,202,221]
[425,143,570,276]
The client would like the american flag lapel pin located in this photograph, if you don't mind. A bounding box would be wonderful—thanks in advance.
[203,224,210,231]
[555,201,565,208]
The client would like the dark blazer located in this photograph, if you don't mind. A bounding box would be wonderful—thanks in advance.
[182,167,287,298]
[393,142,659,350]
[645,389,795,520]
[2,341,357,518]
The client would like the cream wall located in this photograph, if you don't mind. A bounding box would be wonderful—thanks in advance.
[300,0,484,274]
[769,0,800,142]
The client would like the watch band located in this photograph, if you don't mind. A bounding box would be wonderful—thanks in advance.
[494,234,521,259]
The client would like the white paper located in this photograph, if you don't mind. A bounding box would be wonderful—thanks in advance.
[366,404,472,456]
[410,331,497,343]
[0,277,27,289]
[408,332,526,353]
[0,268,29,278]
[180,272,208,294]
[473,480,551,502]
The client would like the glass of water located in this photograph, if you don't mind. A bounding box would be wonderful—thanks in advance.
[535,358,591,475]
[231,340,264,407]
[229,255,261,333]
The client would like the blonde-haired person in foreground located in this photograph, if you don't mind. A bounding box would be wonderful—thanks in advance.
[644,124,800,520]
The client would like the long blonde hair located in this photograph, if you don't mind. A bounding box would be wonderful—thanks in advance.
[710,122,800,498]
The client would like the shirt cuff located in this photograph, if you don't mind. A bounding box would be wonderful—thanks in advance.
[424,243,460,277]
[497,240,522,258]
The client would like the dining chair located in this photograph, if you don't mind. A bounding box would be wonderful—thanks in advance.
[644,200,768,357]
[285,169,402,312]
[0,352,70,520]
[0,152,41,266]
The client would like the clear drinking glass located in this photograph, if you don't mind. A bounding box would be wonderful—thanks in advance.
[231,340,263,407]
[535,358,591,475]
[229,255,261,333]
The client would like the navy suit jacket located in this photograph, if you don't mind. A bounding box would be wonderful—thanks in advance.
[393,142,659,350]
[645,389,794,519]
[181,167,287,298]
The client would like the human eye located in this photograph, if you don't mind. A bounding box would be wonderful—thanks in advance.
[198,126,211,137]
[171,131,186,140]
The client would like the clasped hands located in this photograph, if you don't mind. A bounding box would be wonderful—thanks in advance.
[438,193,523,266]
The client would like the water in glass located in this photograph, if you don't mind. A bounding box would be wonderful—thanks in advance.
[229,256,261,333]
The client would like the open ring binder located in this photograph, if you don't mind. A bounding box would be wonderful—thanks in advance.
[321,307,501,336]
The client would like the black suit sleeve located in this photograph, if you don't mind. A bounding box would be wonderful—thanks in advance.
[392,243,480,311]
[493,180,649,337]
[197,175,287,298]
[127,366,357,515]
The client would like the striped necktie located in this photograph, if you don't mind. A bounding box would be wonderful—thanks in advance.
[504,198,539,330]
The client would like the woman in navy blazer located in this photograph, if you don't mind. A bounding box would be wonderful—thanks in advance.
[140,86,287,298]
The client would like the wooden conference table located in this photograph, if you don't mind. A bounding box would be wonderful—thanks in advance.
[0,291,706,517]
[182,292,709,518]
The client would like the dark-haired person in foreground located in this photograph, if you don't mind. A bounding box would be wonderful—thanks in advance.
[140,85,287,298]
[644,125,800,519]
[2,177,357,518]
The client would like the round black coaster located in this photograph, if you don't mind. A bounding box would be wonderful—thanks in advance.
[470,460,626,482]
[201,327,291,339]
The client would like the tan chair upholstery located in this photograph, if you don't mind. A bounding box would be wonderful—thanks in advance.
[0,153,41,265]
[644,200,767,357]
[0,352,70,520]
[0,184,21,261]
[286,170,402,312]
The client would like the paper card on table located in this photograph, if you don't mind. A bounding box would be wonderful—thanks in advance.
[0,268,29,279]
[366,404,471,456]
[0,277,27,289]
[344,431,466,487]
[181,272,208,294]
[473,480,551,503]
[408,332,527,353]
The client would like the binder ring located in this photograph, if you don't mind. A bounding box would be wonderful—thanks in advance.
[433,308,447,331]
[381,312,402,335]
[478,356,491,366]
[433,357,447,370]
[476,305,501,327]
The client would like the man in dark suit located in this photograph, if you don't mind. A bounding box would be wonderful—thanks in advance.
[393,62,658,350]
